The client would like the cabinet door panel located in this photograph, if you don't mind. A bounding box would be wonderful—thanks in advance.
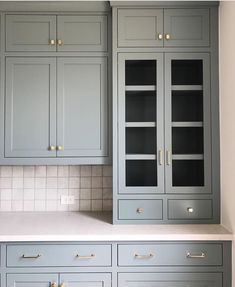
[164,9,210,47]
[5,57,56,158]
[118,273,222,287]
[165,53,211,194]
[57,57,108,157]
[7,274,58,287]
[118,9,163,47]
[6,15,56,52]
[57,16,107,52]
[118,53,164,194]
[60,273,111,287]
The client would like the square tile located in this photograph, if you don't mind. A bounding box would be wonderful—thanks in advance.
[46,200,57,211]
[103,200,112,211]
[35,166,46,177]
[12,188,23,200]
[13,166,24,178]
[23,178,34,189]
[69,166,80,177]
[12,178,23,189]
[57,177,69,189]
[46,177,57,189]
[81,166,91,177]
[102,177,112,188]
[35,178,46,189]
[12,200,23,211]
[23,166,35,177]
[102,188,113,200]
[23,200,34,211]
[69,177,80,188]
[0,178,12,189]
[91,188,103,200]
[69,188,79,200]
[24,189,35,200]
[91,177,102,188]
[0,201,12,211]
[58,166,69,177]
[47,166,58,177]
[35,200,46,211]
[80,189,91,200]
[79,200,91,211]
[103,165,112,177]
[46,189,58,200]
[0,166,13,177]
[81,177,91,189]
[1,189,12,201]
[92,166,102,177]
[68,200,80,211]
[91,200,102,211]
[35,189,46,200]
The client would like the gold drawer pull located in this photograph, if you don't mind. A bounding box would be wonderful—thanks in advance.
[159,149,163,165]
[166,150,171,165]
[50,282,57,287]
[60,283,64,287]
[76,254,95,259]
[22,254,41,259]
[187,207,194,213]
[58,39,63,46]
[165,34,171,40]
[186,252,206,259]
[50,39,55,45]
[158,33,163,40]
[134,253,154,259]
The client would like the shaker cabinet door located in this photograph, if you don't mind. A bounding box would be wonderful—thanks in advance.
[60,273,111,287]
[6,15,56,52]
[57,15,108,52]
[5,57,56,158]
[7,274,58,287]
[164,9,210,47]
[117,9,164,47]
[57,57,108,157]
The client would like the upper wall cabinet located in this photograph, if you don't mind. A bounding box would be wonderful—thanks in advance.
[6,14,108,52]
[117,8,210,48]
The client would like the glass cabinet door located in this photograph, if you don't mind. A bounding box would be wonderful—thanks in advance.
[165,53,211,193]
[118,53,164,194]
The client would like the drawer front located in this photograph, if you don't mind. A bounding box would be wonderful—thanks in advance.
[164,9,210,47]
[118,273,222,287]
[118,244,222,266]
[57,15,108,52]
[118,9,163,47]
[61,273,111,287]
[118,200,163,220]
[6,15,56,52]
[7,244,111,267]
[168,199,212,220]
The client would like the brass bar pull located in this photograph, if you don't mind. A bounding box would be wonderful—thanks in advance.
[166,150,171,165]
[158,33,163,40]
[76,254,95,259]
[136,208,144,214]
[165,34,171,40]
[50,39,55,45]
[57,39,63,46]
[134,253,154,259]
[186,252,206,259]
[22,254,41,259]
[159,150,163,165]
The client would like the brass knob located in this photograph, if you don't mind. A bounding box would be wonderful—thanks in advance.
[57,39,63,46]
[49,145,55,151]
[136,208,144,214]
[187,207,194,213]
[158,33,163,40]
[51,282,57,287]
[57,145,63,151]
[50,39,55,45]
[165,34,171,40]
[60,283,65,287]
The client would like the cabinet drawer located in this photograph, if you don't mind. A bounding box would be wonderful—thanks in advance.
[118,273,222,287]
[118,243,222,266]
[168,199,213,220]
[118,200,163,220]
[6,15,56,52]
[7,244,111,267]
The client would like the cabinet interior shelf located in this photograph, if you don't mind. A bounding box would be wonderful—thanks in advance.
[172,154,204,160]
[171,85,203,91]
[126,122,156,127]
[125,154,156,160]
[125,85,156,91]
[172,122,203,127]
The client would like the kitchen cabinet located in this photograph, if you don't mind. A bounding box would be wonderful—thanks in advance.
[112,2,219,224]
[117,8,209,47]
[6,14,107,52]
[5,57,108,160]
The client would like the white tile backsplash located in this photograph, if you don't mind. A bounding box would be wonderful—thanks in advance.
[0,165,112,212]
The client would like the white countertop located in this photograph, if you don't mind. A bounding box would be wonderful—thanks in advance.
[0,212,232,242]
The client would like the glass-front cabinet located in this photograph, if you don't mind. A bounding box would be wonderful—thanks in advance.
[118,53,211,194]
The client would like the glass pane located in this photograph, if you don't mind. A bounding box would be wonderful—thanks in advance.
[172,160,204,186]
[126,91,156,122]
[172,60,203,85]
[126,160,157,186]
[172,127,203,154]
[126,127,156,154]
[126,60,156,85]
[172,91,203,122]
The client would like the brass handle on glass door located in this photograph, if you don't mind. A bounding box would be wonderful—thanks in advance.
[159,150,163,165]
[166,150,171,165]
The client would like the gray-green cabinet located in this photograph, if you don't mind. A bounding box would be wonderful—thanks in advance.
[117,8,210,48]
[5,57,57,158]
[7,274,58,287]
[5,57,108,160]
[6,14,108,52]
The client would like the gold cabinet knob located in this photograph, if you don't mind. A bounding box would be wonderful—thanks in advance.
[49,145,55,151]
[50,39,55,45]
[165,34,171,40]
[57,145,63,151]
[158,33,163,40]
[50,282,57,287]
[187,207,194,213]
[60,283,65,287]
[57,39,63,46]
[136,208,144,214]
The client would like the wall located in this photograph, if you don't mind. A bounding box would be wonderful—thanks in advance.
[220,1,235,286]
[0,165,112,212]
